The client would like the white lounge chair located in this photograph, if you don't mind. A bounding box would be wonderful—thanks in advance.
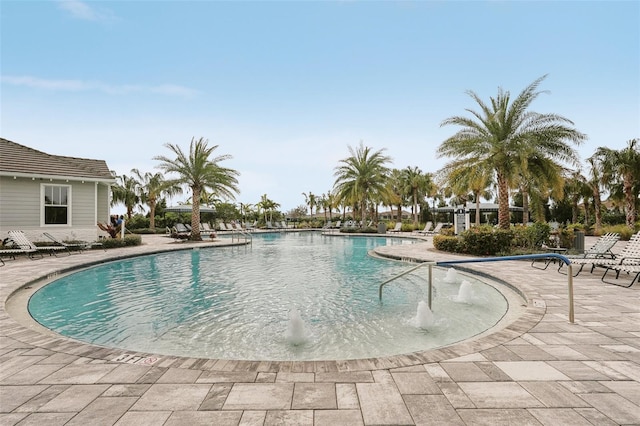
[425,222,444,235]
[413,221,433,235]
[389,222,402,233]
[7,230,70,257]
[557,233,621,276]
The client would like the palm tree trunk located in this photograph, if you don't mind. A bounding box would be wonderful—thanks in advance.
[413,191,418,225]
[475,192,481,226]
[149,200,157,229]
[191,187,202,241]
[522,190,529,224]
[593,186,602,232]
[624,174,636,228]
[497,173,510,229]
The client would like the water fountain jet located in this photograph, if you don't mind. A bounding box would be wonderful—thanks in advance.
[413,300,435,329]
[285,307,307,345]
[454,280,474,303]
[443,268,459,283]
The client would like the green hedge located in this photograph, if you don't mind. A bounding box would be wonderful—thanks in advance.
[100,235,142,249]
[433,235,463,252]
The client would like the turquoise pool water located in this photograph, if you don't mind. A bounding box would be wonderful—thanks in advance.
[29,232,509,360]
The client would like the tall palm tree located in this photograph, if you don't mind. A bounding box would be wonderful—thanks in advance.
[563,170,588,224]
[323,191,337,221]
[401,166,430,226]
[131,169,183,229]
[334,142,392,223]
[154,137,240,241]
[111,173,140,219]
[592,138,640,229]
[257,194,279,223]
[437,75,586,229]
[585,155,605,232]
[384,168,405,223]
[302,192,317,217]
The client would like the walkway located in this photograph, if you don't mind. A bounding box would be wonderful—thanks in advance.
[0,233,638,425]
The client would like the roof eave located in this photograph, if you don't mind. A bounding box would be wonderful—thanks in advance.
[0,171,116,184]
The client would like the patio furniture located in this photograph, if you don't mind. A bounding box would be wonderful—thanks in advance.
[7,230,70,257]
[557,233,621,276]
[43,232,104,253]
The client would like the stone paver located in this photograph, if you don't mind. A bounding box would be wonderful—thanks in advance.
[0,233,637,425]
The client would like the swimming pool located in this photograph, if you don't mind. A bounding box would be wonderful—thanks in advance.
[28,232,511,361]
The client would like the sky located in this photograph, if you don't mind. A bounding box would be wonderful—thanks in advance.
[2,1,639,215]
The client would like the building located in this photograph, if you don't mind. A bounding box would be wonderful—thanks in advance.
[0,138,116,242]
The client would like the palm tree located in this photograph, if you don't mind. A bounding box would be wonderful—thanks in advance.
[111,173,140,219]
[592,138,640,229]
[585,155,605,232]
[257,194,279,223]
[384,168,405,223]
[438,160,494,226]
[516,153,564,224]
[131,169,183,229]
[437,75,586,229]
[401,166,433,226]
[334,142,392,223]
[302,192,317,217]
[564,170,588,224]
[154,137,240,241]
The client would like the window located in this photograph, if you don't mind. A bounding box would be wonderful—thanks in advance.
[43,185,70,225]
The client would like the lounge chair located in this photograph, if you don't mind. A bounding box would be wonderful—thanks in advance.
[413,221,433,235]
[388,222,402,233]
[7,230,70,257]
[43,232,104,253]
[425,222,444,235]
[577,232,640,287]
[0,240,39,262]
[558,233,621,276]
[602,263,640,288]
[171,223,191,240]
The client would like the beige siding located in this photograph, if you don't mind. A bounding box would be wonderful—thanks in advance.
[0,176,110,242]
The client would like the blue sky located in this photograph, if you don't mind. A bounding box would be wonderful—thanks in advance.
[2,0,638,214]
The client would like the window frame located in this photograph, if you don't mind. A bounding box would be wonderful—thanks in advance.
[41,183,72,227]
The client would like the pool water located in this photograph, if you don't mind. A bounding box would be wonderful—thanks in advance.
[29,232,509,361]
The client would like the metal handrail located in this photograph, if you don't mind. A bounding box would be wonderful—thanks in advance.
[378,253,575,323]
[378,262,436,308]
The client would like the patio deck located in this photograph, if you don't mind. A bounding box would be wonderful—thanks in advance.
[0,233,638,425]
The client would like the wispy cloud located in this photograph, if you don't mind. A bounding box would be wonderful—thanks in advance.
[1,75,199,98]
[56,0,115,22]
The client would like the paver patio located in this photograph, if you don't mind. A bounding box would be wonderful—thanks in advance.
[0,233,638,425]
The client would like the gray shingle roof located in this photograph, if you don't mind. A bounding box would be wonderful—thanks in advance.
[0,138,115,181]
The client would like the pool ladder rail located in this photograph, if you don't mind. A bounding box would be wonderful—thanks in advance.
[378,254,575,323]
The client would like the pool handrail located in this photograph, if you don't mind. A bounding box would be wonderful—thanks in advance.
[379,253,575,323]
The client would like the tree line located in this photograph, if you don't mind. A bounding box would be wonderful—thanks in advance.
[112,76,639,241]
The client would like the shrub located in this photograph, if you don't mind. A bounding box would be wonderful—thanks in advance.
[600,224,638,240]
[459,225,513,256]
[100,235,142,249]
[511,222,551,249]
[433,235,463,253]
[124,214,149,230]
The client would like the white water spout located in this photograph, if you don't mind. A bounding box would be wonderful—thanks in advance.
[455,280,474,303]
[443,268,459,284]
[413,300,435,329]
[285,308,307,345]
